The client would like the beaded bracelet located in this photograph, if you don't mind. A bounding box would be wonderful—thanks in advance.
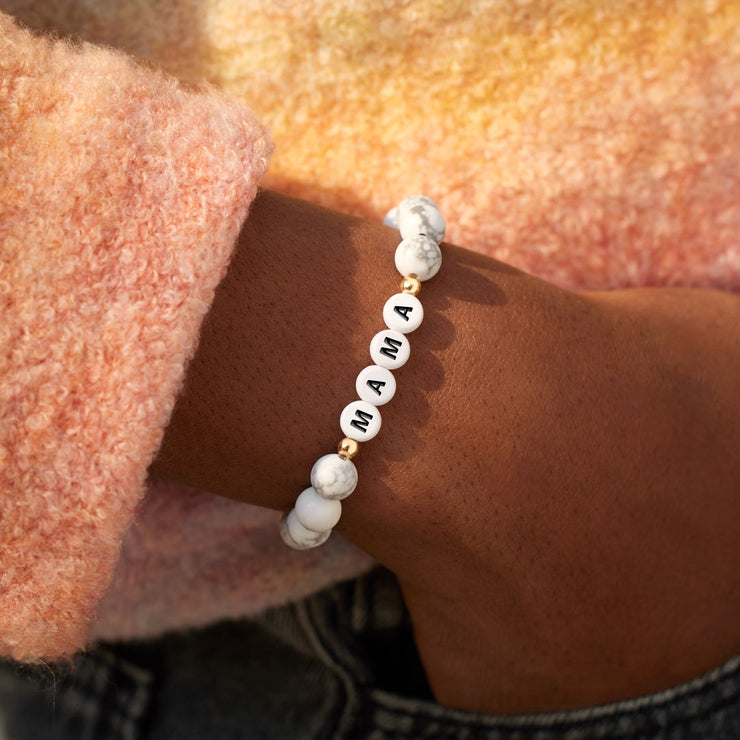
[279,195,445,549]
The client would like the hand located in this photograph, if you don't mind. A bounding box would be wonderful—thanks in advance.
[340,265,740,713]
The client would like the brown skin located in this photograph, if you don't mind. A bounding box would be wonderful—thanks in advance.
[150,189,740,715]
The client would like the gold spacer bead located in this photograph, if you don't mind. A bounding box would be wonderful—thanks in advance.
[337,437,359,460]
[401,275,421,296]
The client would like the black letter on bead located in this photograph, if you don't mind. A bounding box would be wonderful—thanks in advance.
[394,305,413,322]
[366,379,386,396]
[379,336,402,360]
[350,409,374,434]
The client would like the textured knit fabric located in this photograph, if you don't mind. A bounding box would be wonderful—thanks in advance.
[1,0,739,661]
[0,12,272,660]
[5,0,739,290]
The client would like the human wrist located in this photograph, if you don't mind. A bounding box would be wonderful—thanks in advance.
[148,190,457,510]
[148,188,552,521]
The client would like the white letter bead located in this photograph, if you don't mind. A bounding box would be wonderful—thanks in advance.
[370,329,410,370]
[311,453,358,500]
[383,293,423,334]
[394,236,442,282]
[340,400,381,441]
[280,509,331,550]
[294,487,342,532]
[397,195,446,244]
[356,365,396,406]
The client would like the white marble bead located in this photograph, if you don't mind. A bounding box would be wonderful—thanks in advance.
[383,206,399,229]
[394,235,442,282]
[311,453,358,501]
[294,486,342,532]
[355,364,396,406]
[369,329,410,370]
[383,293,423,334]
[397,195,446,244]
[280,509,331,550]
[340,399,381,441]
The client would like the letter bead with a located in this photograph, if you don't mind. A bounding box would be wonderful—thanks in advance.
[356,365,396,406]
[383,293,423,334]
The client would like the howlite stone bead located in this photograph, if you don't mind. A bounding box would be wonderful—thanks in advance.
[397,195,445,243]
[311,453,358,500]
[280,510,331,550]
[394,235,442,281]
[383,206,399,229]
[294,486,342,532]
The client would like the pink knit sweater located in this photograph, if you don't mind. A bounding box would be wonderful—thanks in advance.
[0,10,379,662]
[0,13,364,662]
[2,3,739,663]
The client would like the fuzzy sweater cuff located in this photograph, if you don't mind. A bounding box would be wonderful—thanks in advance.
[0,12,272,661]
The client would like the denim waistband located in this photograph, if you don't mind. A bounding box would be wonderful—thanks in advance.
[1,566,738,739]
[298,567,740,739]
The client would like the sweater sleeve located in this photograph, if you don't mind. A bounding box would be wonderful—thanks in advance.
[0,13,272,661]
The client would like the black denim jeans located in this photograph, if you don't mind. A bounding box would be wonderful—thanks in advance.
[1,566,739,739]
